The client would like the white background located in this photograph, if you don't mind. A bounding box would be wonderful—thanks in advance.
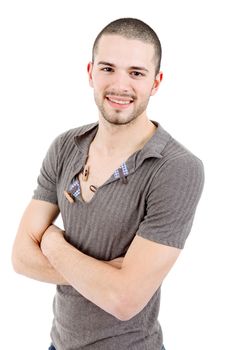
[0,1,232,349]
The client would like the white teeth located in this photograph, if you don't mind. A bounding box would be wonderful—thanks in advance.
[108,98,132,105]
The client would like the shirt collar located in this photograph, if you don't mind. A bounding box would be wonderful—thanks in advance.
[73,119,171,170]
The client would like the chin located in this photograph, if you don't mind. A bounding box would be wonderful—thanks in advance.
[102,113,138,126]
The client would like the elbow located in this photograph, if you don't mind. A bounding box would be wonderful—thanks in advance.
[115,312,134,322]
[111,276,142,321]
[114,293,140,322]
[11,245,25,275]
[11,250,21,274]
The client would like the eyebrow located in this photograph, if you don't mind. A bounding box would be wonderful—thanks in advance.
[97,61,149,73]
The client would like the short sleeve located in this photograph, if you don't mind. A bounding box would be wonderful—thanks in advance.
[32,134,61,205]
[137,155,205,249]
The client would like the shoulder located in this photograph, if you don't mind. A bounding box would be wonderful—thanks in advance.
[55,121,97,146]
[45,121,98,168]
[161,130,204,176]
[49,121,97,157]
[151,128,205,193]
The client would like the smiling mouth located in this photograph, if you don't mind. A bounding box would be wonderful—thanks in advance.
[107,97,132,105]
[105,95,134,108]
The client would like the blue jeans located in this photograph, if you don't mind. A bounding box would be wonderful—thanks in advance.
[49,344,166,349]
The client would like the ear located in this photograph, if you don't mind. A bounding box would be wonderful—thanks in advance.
[87,61,94,88]
[150,71,163,96]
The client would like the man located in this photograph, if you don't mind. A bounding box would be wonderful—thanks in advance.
[12,18,204,350]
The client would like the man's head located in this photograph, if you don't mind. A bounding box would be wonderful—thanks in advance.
[92,18,162,77]
[87,18,163,126]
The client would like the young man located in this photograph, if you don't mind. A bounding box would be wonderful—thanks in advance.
[12,18,204,350]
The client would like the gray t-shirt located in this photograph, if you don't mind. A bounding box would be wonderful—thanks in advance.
[32,119,204,350]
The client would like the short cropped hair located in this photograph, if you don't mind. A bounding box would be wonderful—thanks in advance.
[92,18,162,76]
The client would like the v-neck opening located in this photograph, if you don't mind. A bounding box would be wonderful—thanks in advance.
[68,159,131,206]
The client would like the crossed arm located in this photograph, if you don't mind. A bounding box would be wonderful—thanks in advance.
[12,199,181,321]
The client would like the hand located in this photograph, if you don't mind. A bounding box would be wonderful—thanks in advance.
[40,224,65,257]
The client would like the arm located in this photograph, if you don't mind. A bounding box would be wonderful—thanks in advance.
[11,199,69,284]
[41,226,180,321]
[11,199,123,284]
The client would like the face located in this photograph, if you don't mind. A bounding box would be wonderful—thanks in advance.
[87,35,163,126]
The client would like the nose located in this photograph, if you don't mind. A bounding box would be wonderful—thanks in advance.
[110,70,131,93]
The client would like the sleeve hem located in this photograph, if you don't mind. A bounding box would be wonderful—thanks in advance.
[136,232,184,249]
[32,194,58,205]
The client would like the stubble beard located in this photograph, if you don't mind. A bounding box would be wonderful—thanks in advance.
[94,92,150,126]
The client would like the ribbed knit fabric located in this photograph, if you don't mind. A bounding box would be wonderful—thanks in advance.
[32,120,204,350]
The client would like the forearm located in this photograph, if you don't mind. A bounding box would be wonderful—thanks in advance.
[12,238,69,285]
[42,230,126,319]
[12,229,122,285]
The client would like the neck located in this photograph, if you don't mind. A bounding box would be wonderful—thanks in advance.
[91,115,157,158]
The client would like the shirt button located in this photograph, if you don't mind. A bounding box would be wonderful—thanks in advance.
[64,190,74,203]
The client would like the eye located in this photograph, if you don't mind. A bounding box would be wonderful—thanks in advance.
[130,71,144,77]
[101,67,114,72]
